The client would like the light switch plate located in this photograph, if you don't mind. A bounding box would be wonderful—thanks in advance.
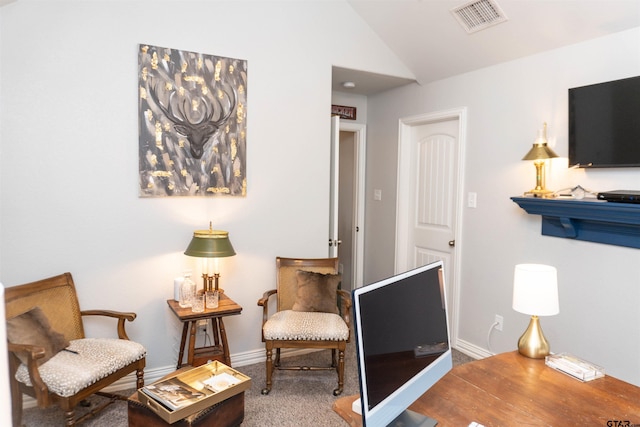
[468,192,477,208]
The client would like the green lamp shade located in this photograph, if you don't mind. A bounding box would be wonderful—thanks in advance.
[184,228,236,258]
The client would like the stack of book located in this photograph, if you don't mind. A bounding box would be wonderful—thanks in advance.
[545,353,605,382]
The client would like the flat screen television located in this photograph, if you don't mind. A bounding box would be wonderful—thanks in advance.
[568,75,640,168]
[352,260,452,427]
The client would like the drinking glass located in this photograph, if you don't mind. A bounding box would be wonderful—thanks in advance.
[191,294,205,313]
[206,291,219,309]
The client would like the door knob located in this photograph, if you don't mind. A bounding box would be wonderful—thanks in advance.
[448,240,455,247]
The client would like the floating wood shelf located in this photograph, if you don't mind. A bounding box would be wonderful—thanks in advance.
[511,196,640,249]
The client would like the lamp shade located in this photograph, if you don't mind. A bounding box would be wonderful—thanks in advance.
[184,226,236,258]
[522,123,558,161]
[521,143,558,161]
[512,264,559,316]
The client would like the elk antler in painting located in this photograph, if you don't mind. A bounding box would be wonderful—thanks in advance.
[148,79,237,159]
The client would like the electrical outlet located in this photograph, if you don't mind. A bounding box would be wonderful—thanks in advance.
[196,319,207,333]
[494,314,504,332]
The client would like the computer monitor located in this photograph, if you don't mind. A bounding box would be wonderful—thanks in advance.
[352,260,452,427]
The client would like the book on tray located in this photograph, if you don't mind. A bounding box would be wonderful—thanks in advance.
[141,377,206,411]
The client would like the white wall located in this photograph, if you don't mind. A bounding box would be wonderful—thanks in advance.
[0,0,413,381]
[365,28,640,385]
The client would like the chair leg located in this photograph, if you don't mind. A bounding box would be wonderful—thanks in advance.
[274,348,281,367]
[136,368,145,388]
[8,353,23,427]
[262,345,273,395]
[10,380,22,427]
[64,409,76,427]
[333,347,345,396]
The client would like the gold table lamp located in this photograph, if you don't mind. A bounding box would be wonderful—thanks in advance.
[522,122,558,197]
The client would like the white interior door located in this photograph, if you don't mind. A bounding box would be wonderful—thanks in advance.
[409,119,458,268]
[396,108,467,345]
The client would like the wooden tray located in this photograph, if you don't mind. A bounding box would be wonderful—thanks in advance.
[137,361,250,424]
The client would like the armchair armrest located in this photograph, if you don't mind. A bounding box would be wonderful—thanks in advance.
[81,310,137,340]
[7,343,50,406]
[257,289,277,328]
[257,289,277,307]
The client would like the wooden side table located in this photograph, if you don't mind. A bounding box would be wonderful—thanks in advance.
[167,294,242,369]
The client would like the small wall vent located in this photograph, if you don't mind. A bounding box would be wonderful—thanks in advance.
[451,0,508,34]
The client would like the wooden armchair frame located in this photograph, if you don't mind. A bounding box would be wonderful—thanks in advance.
[257,257,351,396]
[4,272,145,427]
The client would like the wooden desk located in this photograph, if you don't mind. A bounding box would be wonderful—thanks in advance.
[167,294,242,369]
[333,351,640,426]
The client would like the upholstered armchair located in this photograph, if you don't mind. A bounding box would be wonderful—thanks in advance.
[257,257,351,396]
[4,272,146,427]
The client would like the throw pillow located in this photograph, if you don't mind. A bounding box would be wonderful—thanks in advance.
[292,270,341,314]
[6,306,70,365]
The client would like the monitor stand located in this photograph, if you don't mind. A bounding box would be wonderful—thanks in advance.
[389,409,438,427]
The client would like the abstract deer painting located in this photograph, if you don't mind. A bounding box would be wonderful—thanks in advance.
[138,44,247,197]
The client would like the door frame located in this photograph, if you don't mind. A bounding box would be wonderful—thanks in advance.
[395,107,467,346]
[340,121,366,289]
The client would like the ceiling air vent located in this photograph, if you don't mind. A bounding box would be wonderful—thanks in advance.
[451,0,508,34]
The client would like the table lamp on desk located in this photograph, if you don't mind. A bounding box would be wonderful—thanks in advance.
[512,264,559,358]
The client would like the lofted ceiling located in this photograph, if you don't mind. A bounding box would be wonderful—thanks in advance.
[1,0,638,96]
[334,0,640,95]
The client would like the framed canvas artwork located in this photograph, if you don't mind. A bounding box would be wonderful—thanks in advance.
[138,44,247,197]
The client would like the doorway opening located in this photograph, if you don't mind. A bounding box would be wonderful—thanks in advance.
[330,118,366,293]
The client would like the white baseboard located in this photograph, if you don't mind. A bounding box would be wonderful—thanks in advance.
[229,347,265,367]
[231,346,321,367]
[454,338,494,360]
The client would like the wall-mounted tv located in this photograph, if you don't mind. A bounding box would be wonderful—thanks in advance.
[568,76,640,168]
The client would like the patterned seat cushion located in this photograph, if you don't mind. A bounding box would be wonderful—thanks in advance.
[15,338,146,398]
[263,310,349,341]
